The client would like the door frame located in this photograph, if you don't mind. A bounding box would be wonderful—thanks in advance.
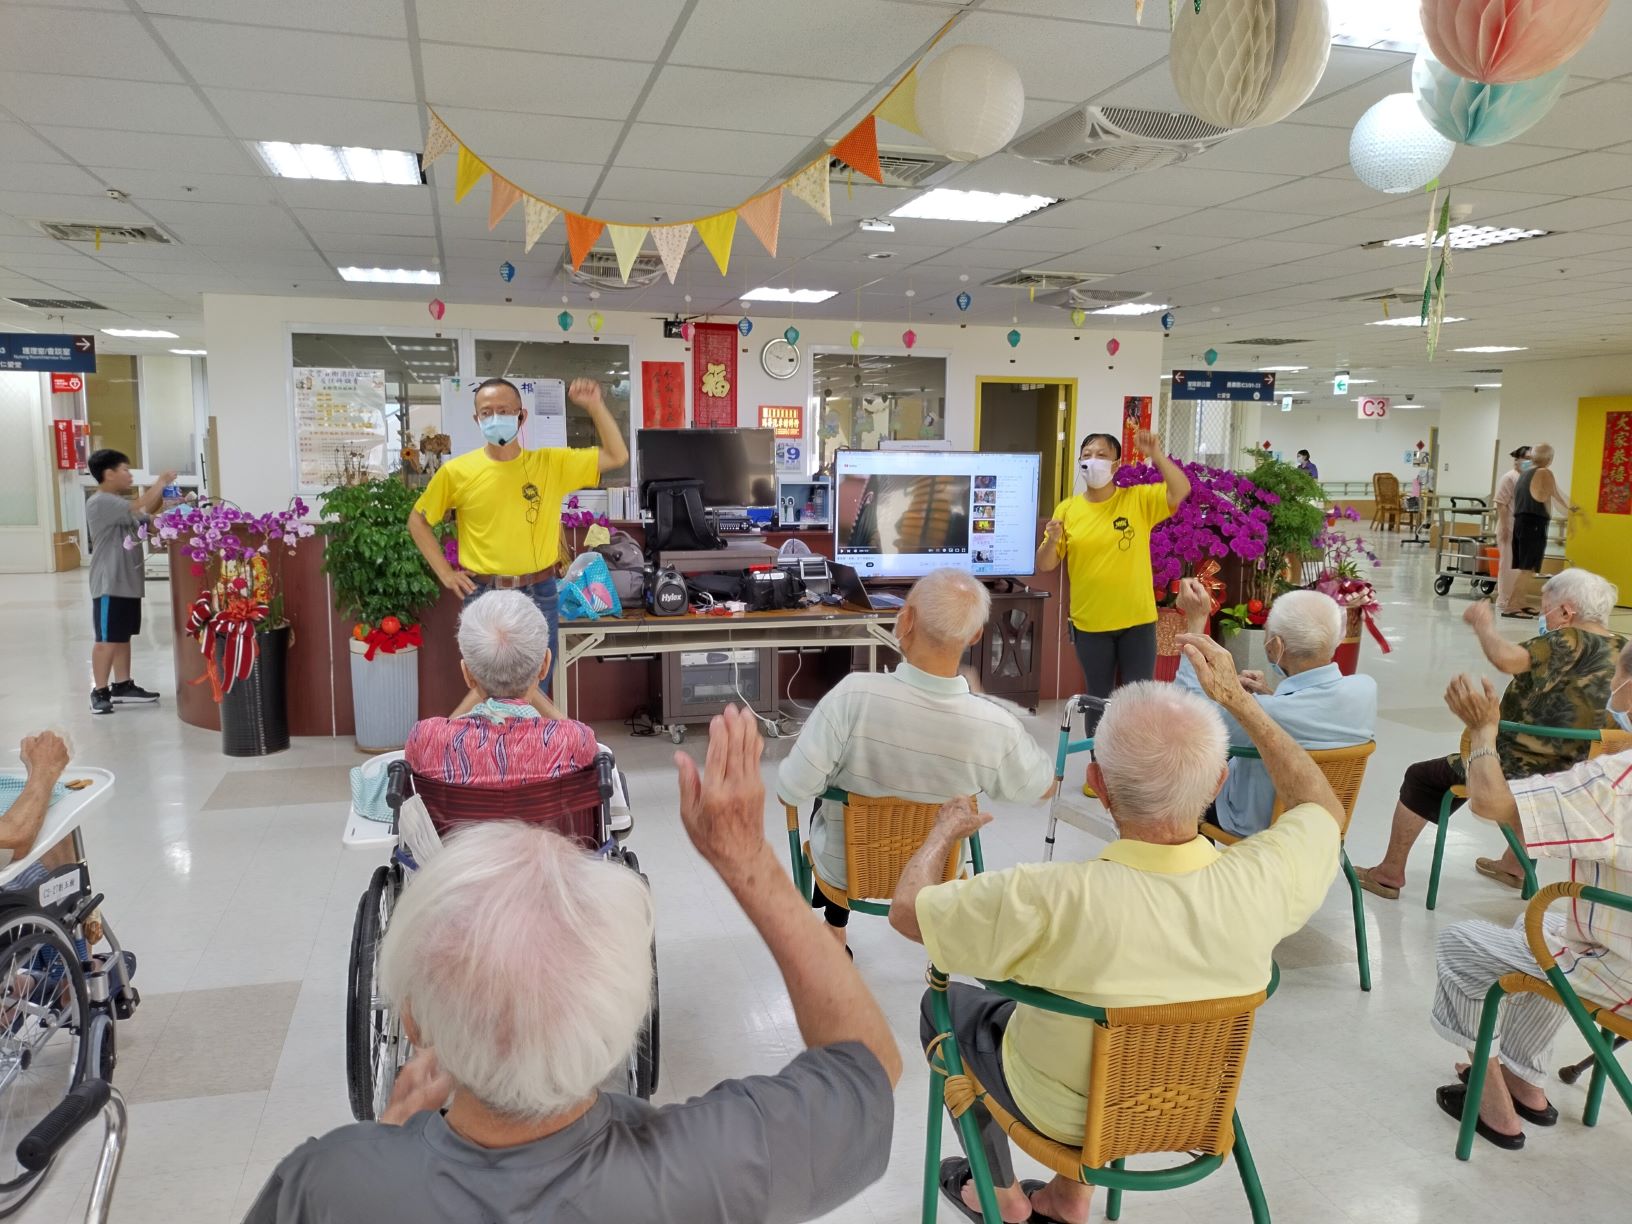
[973,375,1079,507]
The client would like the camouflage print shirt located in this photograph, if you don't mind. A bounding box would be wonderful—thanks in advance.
[1490,628,1629,778]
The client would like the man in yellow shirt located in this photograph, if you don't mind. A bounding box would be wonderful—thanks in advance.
[890,635,1342,1224]
[409,377,628,694]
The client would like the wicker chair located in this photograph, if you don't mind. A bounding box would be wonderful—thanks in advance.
[1200,742,1375,991]
[922,965,1277,1223]
[785,787,984,918]
[1371,473,1403,531]
[1454,881,1632,1161]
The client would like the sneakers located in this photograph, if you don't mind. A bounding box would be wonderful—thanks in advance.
[90,687,114,715]
[109,679,160,704]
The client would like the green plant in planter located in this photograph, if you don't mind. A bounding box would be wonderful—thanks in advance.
[318,477,441,633]
[1241,448,1326,604]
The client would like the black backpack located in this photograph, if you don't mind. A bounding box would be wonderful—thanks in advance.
[644,478,724,553]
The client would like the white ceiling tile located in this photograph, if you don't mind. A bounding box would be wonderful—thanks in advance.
[0,163,103,196]
[273,182,432,216]
[0,8,182,81]
[0,191,140,224]
[1160,209,1307,240]
[147,18,416,101]
[141,0,408,36]
[416,0,682,58]
[432,109,623,165]
[670,0,945,84]
[1509,81,1632,152]
[424,48,649,119]
[206,90,423,148]
[1286,64,1414,129]
[943,151,1109,200]
[299,209,436,237]
[0,122,68,165]
[1090,166,1295,208]
[1515,196,1632,231]
[593,166,773,212]
[0,72,220,136]
[431,159,602,209]
[617,124,814,178]
[36,126,258,175]
[1187,123,1350,176]
[950,12,1171,104]
[84,168,282,206]
[314,234,442,260]
[1245,176,1377,216]
[639,66,872,137]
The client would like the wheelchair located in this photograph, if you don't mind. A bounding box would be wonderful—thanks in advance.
[344,752,660,1122]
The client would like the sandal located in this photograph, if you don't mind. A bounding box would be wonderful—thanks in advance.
[1354,866,1401,900]
[1500,609,1537,619]
[937,1158,1051,1223]
[1456,1066,1556,1125]
[1475,857,1524,890]
[1436,1083,1525,1150]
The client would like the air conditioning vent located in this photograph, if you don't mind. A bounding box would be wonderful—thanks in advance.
[1233,337,1309,346]
[829,146,951,188]
[1335,287,1419,305]
[565,250,665,290]
[6,297,106,310]
[1013,105,1235,172]
[36,221,171,245]
[985,269,1111,292]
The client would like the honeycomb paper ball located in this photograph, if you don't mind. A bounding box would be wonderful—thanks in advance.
[1349,93,1455,193]
[1422,0,1608,85]
[914,44,1026,161]
[1170,0,1332,130]
[1412,48,1566,146]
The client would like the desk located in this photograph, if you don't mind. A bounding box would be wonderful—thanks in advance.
[556,606,899,724]
[0,768,115,887]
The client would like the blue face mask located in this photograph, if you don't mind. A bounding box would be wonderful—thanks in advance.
[479,413,520,446]
[1611,683,1632,733]
[1520,460,1535,471]
[1266,640,1287,681]
[1537,611,1549,635]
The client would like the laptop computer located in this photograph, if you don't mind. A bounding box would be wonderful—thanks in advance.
[829,562,904,611]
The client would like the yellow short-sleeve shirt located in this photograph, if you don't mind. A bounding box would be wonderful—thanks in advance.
[1052,483,1173,633]
[415,446,599,577]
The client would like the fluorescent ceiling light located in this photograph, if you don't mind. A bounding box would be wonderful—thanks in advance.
[337,266,441,284]
[1329,0,1422,51]
[1452,345,1527,353]
[252,141,421,185]
[889,188,1057,224]
[1277,389,1309,395]
[1366,316,1466,327]
[1258,365,1307,372]
[740,286,837,303]
[394,344,452,352]
[1160,373,1173,379]
[169,348,206,356]
[1348,378,1377,385]
[1384,224,1550,250]
[1091,302,1170,316]
[1475,382,1503,388]
[101,328,178,338]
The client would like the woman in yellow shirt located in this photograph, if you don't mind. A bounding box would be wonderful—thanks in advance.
[1037,430,1191,698]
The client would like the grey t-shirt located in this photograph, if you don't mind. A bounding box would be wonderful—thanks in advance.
[243,1043,892,1224]
[86,491,147,599]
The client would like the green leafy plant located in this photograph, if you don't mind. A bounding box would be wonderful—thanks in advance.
[1241,447,1326,604]
[317,477,441,630]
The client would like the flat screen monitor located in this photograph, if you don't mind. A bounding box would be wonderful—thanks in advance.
[834,450,1041,579]
[636,428,776,507]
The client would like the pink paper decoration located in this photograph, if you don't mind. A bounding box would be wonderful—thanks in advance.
[902,328,917,350]
[1422,0,1608,84]
[427,298,446,321]
[680,321,694,342]
[1106,338,1121,356]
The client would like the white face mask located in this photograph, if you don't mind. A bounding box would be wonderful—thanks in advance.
[1080,457,1115,490]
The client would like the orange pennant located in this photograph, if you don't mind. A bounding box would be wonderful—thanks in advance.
[565,213,605,272]
[737,189,782,257]
[488,177,522,230]
[830,115,883,184]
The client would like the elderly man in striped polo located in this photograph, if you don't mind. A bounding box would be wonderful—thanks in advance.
[1431,640,1632,1152]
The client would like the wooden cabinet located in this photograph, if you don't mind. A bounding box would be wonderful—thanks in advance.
[968,586,1047,712]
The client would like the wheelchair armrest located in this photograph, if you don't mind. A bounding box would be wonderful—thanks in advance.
[594,751,616,807]
[385,759,412,814]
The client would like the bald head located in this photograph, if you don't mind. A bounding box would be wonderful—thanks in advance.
[1531,442,1555,467]
[1093,682,1228,841]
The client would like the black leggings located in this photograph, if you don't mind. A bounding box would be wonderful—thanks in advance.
[1071,621,1158,700]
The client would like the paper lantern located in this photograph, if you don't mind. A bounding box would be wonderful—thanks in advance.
[850,328,864,350]
[680,321,694,342]
[1170,0,1332,130]
[902,328,917,350]
[1349,94,1455,193]
[1007,328,1021,348]
[1106,338,1121,357]
[427,298,445,322]
[498,261,515,283]
[783,326,800,344]
[1204,347,1218,365]
[737,316,753,336]
[1422,0,1608,84]
[956,291,972,311]
[1412,49,1566,146]
[557,310,573,332]
[588,311,604,333]
[1161,310,1176,331]
[914,45,1026,162]
[1070,308,1087,328]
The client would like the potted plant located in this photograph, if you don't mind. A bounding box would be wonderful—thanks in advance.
[1311,507,1391,674]
[132,499,313,756]
[1241,447,1327,604]
[318,477,443,752]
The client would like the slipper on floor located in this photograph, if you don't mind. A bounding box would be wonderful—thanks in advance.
[1475,857,1524,890]
[1435,1083,1525,1150]
[1354,866,1400,900]
[1456,1066,1556,1125]
[937,1158,1054,1223]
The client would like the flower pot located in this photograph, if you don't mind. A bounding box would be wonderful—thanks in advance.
[1153,607,1187,682]
[219,624,290,757]
[1334,606,1363,676]
[349,639,420,752]
[1225,624,1265,674]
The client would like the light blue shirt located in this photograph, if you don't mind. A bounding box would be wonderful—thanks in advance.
[1175,657,1377,837]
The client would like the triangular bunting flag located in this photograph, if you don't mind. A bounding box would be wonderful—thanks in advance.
[737,190,782,258]
[786,159,831,224]
[523,198,560,253]
[695,211,738,276]
[488,176,522,230]
[454,145,488,203]
[422,113,457,168]
[565,213,605,272]
[831,115,883,184]
[652,223,692,283]
[873,69,922,136]
[607,223,649,284]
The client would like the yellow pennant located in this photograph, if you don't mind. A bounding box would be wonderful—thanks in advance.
[454,145,488,203]
[696,211,738,276]
[607,223,649,284]
[874,68,922,135]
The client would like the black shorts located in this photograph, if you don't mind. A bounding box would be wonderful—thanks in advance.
[92,595,141,644]
[1511,514,1549,572]
[1399,755,1468,822]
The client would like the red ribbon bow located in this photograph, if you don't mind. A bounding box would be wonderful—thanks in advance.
[1165,558,1227,614]
[186,593,269,700]
[362,622,423,661]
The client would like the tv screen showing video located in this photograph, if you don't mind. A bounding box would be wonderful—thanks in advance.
[834,450,1041,579]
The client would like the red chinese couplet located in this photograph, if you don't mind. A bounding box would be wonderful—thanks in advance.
[641,361,685,429]
[691,322,738,429]
[1600,410,1632,515]
[1121,396,1152,463]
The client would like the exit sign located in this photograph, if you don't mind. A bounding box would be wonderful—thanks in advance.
[1333,373,1349,395]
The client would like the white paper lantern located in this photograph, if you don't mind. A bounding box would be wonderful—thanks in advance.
[1170,0,1332,130]
[1349,93,1455,193]
[914,44,1026,162]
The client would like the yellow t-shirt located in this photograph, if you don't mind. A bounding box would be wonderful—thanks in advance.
[415,446,599,577]
[1052,484,1173,633]
[916,804,1339,1145]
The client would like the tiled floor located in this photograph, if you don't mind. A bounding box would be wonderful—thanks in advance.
[10,541,1632,1223]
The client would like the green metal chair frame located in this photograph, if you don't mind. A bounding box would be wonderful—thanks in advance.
[1426,722,1607,911]
[922,965,1279,1223]
[1456,881,1632,1160]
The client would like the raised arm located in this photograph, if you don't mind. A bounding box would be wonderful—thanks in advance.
[1462,600,1531,675]
[567,378,629,473]
[889,797,992,944]
[1137,429,1191,509]
[1444,674,1520,829]
[133,471,177,517]
[1036,516,1065,572]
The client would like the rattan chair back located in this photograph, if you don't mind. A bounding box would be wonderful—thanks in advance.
[842,794,969,900]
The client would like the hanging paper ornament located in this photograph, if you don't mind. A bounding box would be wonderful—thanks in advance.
[1170,0,1332,129]
[680,321,694,342]
[1422,0,1607,85]
[1160,310,1176,331]
[1070,308,1087,328]
[902,328,917,350]
[956,291,972,311]
[588,311,604,333]
[1007,328,1021,348]
[427,298,445,322]
[498,260,515,283]
[737,316,753,337]
[1349,94,1455,194]
[783,326,800,345]
[1204,348,1218,365]
[913,45,1026,162]
[1106,338,1121,357]
[850,328,864,351]
[1411,49,1566,147]
[557,310,573,332]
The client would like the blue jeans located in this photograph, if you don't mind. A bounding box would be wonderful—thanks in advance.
[463,576,559,694]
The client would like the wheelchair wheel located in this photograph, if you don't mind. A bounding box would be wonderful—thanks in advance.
[0,910,90,1219]
[631,941,660,1100]
[346,865,408,1121]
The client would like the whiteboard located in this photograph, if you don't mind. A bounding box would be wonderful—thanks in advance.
[441,376,568,458]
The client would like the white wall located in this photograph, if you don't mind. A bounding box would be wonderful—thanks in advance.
[1498,353,1632,498]
[202,293,1163,508]
[1268,402,1439,486]
[1436,389,1502,498]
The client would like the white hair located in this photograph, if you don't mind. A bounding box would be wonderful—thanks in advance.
[1095,682,1227,835]
[457,590,550,697]
[1544,567,1618,625]
[1265,590,1345,663]
[906,568,990,645]
[379,822,654,1120]
[1531,442,1555,465]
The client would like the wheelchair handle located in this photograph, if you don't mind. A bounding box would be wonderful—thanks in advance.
[18,1079,109,1171]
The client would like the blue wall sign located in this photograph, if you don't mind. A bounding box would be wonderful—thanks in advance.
[1170,369,1275,401]
[0,333,96,373]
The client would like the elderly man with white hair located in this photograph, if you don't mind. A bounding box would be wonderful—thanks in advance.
[889,635,1343,1224]
[1173,579,1377,836]
[247,706,902,1222]
[777,567,1055,947]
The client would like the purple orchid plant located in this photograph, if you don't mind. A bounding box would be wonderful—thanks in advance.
[1115,461,1274,597]
[128,498,313,587]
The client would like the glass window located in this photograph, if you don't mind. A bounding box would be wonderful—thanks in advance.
[472,338,631,489]
[812,351,946,472]
[0,375,41,526]
[84,354,141,468]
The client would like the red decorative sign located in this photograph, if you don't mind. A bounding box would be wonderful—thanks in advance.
[641,360,684,429]
[1600,409,1632,515]
[758,404,803,438]
[1121,396,1152,463]
[691,322,738,429]
[51,372,83,394]
[52,419,79,469]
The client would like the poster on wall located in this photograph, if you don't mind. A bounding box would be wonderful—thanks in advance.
[1600,410,1632,515]
[641,361,684,429]
[294,367,386,491]
[1121,396,1152,463]
[440,375,566,459]
[691,322,738,428]
[758,404,802,438]
[775,440,803,472]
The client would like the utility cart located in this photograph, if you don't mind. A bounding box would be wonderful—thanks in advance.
[1432,496,1497,598]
